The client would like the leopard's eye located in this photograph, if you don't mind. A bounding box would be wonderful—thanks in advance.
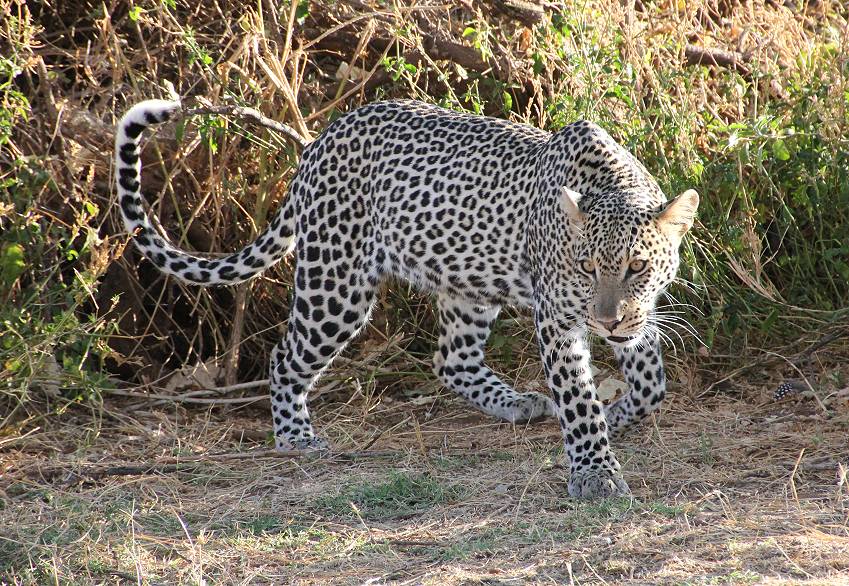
[628,258,648,274]
[579,259,595,275]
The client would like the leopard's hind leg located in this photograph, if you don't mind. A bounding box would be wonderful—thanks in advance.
[434,293,554,423]
[270,246,379,451]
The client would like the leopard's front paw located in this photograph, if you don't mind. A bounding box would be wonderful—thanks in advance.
[508,392,556,423]
[568,467,630,499]
[276,435,330,452]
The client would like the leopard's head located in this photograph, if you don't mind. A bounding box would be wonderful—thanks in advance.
[561,186,699,346]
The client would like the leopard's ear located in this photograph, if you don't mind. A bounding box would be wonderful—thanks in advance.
[560,187,585,226]
[656,189,699,245]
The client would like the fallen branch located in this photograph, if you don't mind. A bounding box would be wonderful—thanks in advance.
[684,44,752,75]
[205,378,271,393]
[683,44,787,99]
[102,387,267,404]
[488,0,547,26]
[303,4,536,98]
[791,324,849,368]
[186,105,311,149]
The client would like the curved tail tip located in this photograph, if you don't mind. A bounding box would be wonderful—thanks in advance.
[122,99,182,128]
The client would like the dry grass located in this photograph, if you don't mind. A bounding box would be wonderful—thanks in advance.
[2,0,849,583]
[2,368,848,584]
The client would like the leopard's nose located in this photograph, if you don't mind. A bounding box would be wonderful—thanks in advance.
[599,318,623,332]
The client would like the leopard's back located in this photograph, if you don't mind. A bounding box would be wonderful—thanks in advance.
[289,100,551,305]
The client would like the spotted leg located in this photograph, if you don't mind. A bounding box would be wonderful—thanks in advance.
[270,264,378,451]
[433,294,554,423]
[603,332,666,438]
[535,307,630,499]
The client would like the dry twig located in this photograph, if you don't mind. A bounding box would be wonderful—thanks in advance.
[185,105,311,149]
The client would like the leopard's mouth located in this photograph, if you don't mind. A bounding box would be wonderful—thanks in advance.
[587,317,645,344]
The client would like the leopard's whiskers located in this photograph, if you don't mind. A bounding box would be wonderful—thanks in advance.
[672,277,703,294]
[661,291,704,315]
[644,321,679,355]
[648,309,706,350]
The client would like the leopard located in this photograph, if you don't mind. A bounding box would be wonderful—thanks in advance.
[114,98,699,499]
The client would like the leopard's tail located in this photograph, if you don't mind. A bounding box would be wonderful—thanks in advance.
[115,99,297,286]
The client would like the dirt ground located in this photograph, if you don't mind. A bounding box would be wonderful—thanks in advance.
[3,366,847,585]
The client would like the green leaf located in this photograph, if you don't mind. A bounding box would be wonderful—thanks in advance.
[772,138,791,161]
[128,6,144,21]
[0,243,25,287]
[760,308,779,333]
[532,53,545,76]
[689,161,704,181]
[296,0,310,25]
[5,358,22,373]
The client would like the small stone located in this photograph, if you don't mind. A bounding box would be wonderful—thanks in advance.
[597,377,628,401]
